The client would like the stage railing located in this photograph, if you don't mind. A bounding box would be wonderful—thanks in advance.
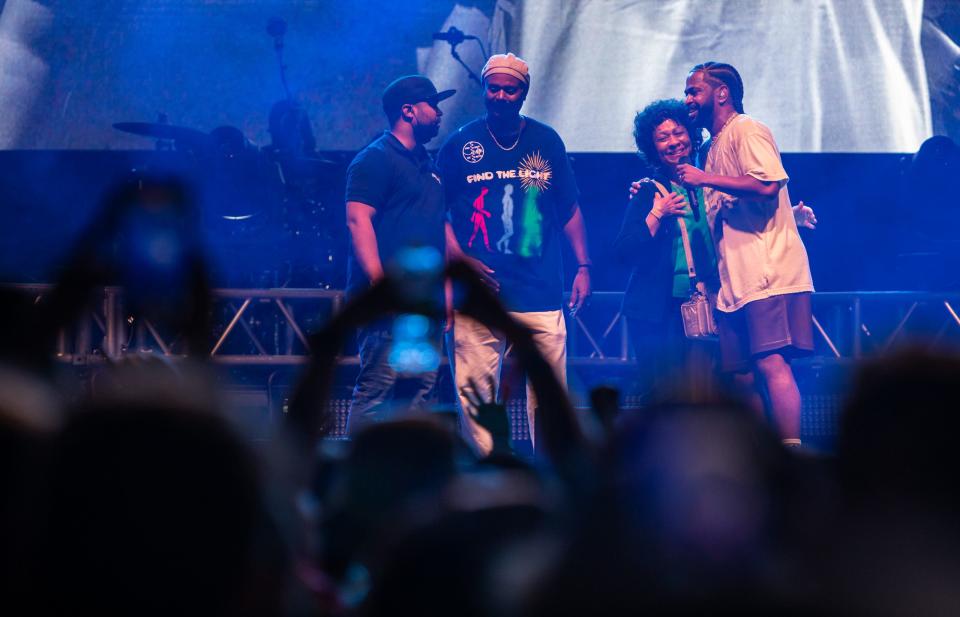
[7,285,960,366]
[807,291,960,359]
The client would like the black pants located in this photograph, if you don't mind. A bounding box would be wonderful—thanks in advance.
[627,301,716,404]
[348,323,439,432]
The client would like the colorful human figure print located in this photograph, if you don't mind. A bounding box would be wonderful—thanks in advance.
[468,187,492,250]
[496,184,515,254]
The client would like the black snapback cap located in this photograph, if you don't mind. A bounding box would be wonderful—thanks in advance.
[382,75,456,115]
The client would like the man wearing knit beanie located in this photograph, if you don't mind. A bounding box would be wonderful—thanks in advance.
[437,53,592,456]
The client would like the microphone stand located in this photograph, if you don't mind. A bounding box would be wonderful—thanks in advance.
[434,27,486,87]
[268,18,292,100]
[449,41,482,86]
[275,37,292,100]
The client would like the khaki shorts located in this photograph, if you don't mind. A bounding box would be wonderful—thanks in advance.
[717,292,813,373]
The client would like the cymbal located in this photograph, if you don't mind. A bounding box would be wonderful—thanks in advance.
[266,150,338,171]
[297,156,338,170]
[113,122,211,145]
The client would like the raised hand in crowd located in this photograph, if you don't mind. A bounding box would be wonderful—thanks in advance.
[446,259,592,480]
[463,375,513,457]
[286,275,415,451]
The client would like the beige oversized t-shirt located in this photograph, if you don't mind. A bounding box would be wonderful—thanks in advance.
[703,115,814,313]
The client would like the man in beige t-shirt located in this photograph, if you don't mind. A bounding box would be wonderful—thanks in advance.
[676,62,814,446]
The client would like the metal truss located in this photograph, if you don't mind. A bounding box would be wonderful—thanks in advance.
[6,285,960,366]
[809,291,960,359]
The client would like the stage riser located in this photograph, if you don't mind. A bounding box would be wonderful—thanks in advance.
[226,361,846,450]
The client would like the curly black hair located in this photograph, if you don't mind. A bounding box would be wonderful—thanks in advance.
[632,98,702,175]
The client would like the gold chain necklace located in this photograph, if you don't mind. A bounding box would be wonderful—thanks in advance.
[486,116,524,151]
[712,112,739,143]
[706,112,739,168]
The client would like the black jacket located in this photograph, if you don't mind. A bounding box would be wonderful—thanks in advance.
[613,177,680,323]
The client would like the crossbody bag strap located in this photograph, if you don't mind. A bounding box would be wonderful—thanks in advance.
[650,179,697,283]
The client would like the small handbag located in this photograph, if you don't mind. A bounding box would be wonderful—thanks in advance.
[652,180,718,339]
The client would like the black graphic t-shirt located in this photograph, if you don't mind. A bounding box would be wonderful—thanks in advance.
[344,131,446,299]
[437,117,579,312]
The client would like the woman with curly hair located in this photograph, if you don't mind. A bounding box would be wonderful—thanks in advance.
[616,98,816,405]
[614,99,718,403]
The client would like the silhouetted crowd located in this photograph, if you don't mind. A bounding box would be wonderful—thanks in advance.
[3,177,960,616]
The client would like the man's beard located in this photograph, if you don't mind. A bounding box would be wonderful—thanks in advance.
[486,100,522,120]
[697,105,716,131]
[416,122,440,143]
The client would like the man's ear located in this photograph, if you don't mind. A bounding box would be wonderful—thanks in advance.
[718,85,729,105]
[400,103,415,122]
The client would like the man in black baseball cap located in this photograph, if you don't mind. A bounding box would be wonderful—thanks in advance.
[382,75,456,125]
[343,75,455,430]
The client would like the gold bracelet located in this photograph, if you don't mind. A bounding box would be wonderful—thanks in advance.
[649,210,662,221]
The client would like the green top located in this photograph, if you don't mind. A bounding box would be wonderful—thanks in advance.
[669,182,717,298]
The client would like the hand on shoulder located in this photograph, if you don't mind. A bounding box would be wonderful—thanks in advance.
[627,177,658,199]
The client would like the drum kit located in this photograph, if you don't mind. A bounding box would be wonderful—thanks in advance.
[110,16,344,291]
[112,115,343,290]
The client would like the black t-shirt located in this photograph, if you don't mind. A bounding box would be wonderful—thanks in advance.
[437,117,579,312]
[344,131,446,297]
